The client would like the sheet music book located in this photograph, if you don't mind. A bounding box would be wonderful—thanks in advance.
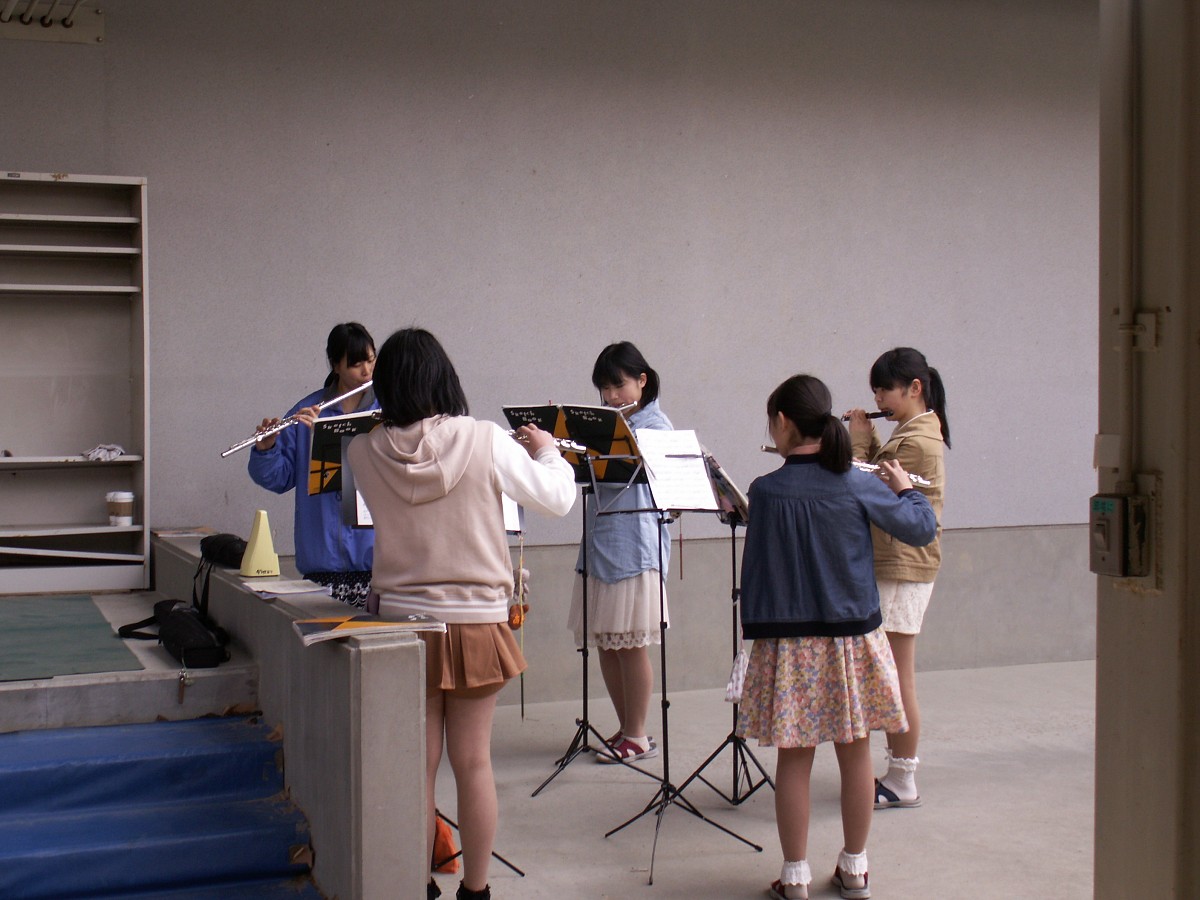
[502,403,643,485]
[702,447,750,525]
[293,611,446,645]
[308,410,380,495]
[633,429,720,512]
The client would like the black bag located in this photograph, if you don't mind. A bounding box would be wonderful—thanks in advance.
[200,532,246,568]
[118,560,231,668]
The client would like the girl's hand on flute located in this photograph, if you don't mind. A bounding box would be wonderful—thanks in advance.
[293,405,320,428]
[878,458,914,495]
[842,408,875,438]
[514,424,554,457]
[255,417,281,451]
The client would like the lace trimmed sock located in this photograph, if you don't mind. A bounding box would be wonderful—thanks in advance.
[879,750,920,802]
[777,859,811,898]
[833,848,869,897]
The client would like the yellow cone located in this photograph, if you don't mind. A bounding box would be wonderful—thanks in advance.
[240,509,280,577]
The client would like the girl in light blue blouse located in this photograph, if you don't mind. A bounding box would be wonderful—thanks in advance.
[568,342,671,763]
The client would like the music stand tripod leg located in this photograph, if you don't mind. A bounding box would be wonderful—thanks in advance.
[675,520,775,805]
[434,810,526,877]
[604,512,762,883]
[532,490,601,796]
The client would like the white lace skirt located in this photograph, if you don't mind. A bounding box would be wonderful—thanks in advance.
[568,570,669,650]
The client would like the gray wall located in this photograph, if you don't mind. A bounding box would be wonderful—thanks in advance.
[2,1,1098,667]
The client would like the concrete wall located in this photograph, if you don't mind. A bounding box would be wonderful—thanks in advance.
[495,524,1094,707]
[1,1,1098,669]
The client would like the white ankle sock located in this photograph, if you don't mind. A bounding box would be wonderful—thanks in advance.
[880,751,920,800]
[836,848,868,881]
[779,859,811,898]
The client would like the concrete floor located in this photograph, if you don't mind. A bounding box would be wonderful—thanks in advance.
[435,660,1095,899]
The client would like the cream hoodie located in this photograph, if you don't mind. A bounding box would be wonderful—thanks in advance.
[346,415,574,623]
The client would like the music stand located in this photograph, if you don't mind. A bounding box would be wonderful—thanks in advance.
[595,430,762,883]
[433,809,525,877]
[509,405,660,795]
[674,516,774,805]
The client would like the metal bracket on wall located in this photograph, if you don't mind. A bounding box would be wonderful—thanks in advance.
[0,2,104,45]
[1118,310,1160,351]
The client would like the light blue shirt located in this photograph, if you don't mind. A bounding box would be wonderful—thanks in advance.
[575,399,673,583]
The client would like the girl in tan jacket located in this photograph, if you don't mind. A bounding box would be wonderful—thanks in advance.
[845,347,950,811]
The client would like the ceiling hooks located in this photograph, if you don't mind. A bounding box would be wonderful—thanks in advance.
[0,0,103,43]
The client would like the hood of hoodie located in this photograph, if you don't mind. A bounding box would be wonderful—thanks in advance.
[364,415,479,505]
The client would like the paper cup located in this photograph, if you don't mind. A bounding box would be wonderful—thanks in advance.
[106,490,135,526]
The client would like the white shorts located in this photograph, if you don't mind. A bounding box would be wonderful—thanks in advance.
[877,579,935,635]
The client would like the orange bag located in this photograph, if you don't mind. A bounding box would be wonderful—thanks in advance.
[433,814,460,874]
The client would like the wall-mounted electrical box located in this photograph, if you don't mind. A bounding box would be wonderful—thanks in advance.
[1089,493,1150,578]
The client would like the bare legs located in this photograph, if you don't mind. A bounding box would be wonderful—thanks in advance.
[597,646,653,739]
[775,747,816,861]
[884,631,919,758]
[426,690,500,893]
[833,738,873,853]
[774,738,873,897]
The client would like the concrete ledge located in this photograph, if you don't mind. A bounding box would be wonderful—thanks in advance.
[152,534,426,900]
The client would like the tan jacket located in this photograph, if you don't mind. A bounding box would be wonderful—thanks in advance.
[851,411,945,582]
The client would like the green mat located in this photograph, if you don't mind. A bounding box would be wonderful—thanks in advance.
[0,594,143,682]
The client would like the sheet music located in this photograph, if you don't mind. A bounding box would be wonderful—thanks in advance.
[355,491,373,526]
[634,429,720,512]
[502,493,523,533]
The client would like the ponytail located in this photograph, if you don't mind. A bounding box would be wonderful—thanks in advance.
[817,414,852,474]
[926,366,951,449]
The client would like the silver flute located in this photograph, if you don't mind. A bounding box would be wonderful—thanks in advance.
[221,381,374,458]
[757,444,932,487]
[507,429,587,454]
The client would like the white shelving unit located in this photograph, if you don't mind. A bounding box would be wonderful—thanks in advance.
[0,172,150,593]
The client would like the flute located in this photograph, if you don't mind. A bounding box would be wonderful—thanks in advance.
[757,444,932,487]
[841,410,889,421]
[508,429,588,455]
[221,381,373,458]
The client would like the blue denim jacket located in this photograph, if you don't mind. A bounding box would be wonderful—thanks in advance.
[575,399,672,583]
[740,455,937,638]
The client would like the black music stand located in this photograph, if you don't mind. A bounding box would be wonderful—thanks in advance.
[595,432,762,883]
[521,408,659,796]
[675,517,774,805]
[433,809,524,877]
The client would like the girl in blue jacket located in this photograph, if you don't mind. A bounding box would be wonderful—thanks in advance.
[737,374,936,900]
[248,322,378,607]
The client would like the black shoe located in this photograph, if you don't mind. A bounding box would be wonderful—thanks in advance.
[456,884,491,900]
[428,880,442,900]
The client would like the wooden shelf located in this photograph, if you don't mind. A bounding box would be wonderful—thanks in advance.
[0,524,143,539]
[0,283,140,294]
[0,172,149,594]
[0,213,140,226]
[0,455,143,471]
[0,244,140,256]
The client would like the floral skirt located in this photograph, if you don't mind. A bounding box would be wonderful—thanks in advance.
[736,627,907,748]
[568,570,668,650]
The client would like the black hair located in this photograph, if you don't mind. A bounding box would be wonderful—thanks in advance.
[868,347,951,449]
[767,374,851,474]
[323,322,376,388]
[372,328,469,427]
[591,341,660,406]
